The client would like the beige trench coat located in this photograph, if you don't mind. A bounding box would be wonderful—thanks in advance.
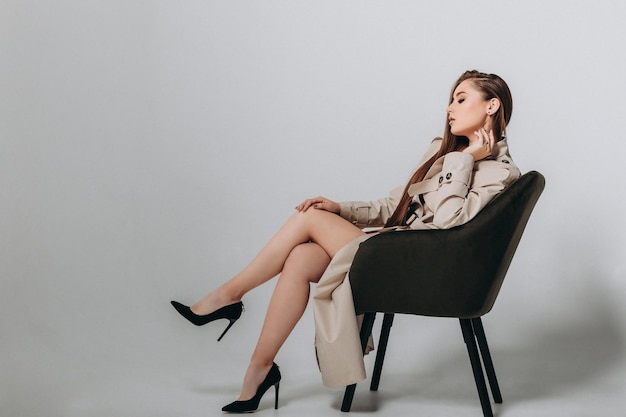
[312,137,520,387]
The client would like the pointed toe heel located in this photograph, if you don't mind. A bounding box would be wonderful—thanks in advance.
[221,362,281,413]
[170,300,244,341]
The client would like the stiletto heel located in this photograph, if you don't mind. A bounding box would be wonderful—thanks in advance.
[218,318,237,342]
[170,300,244,341]
[222,362,281,413]
[274,381,280,410]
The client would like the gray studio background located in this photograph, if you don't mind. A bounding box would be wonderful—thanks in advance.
[2,1,625,417]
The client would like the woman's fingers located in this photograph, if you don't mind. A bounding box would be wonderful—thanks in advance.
[477,128,491,148]
[296,197,339,213]
[296,197,323,212]
[468,128,495,161]
[486,128,495,153]
[489,130,496,149]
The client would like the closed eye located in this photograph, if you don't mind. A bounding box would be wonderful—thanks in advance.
[453,90,467,104]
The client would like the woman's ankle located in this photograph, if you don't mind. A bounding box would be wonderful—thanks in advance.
[239,360,274,400]
[191,290,240,315]
[249,358,274,371]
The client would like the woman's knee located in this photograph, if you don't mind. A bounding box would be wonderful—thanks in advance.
[291,207,337,228]
[283,243,331,283]
[291,209,363,255]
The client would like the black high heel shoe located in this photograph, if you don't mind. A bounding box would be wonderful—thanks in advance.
[222,362,281,413]
[170,300,244,341]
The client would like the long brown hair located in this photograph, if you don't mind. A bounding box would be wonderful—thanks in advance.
[385,70,513,227]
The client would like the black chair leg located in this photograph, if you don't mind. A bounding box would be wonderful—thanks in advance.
[460,319,493,417]
[471,318,502,403]
[341,384,357,412]
[370,313,394,391]
[341,312,376,412]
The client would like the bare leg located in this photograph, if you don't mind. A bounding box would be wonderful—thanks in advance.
[237,242,330,400]
[191,209,364,315]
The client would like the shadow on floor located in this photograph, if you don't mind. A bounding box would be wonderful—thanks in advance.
[327,286,624,413]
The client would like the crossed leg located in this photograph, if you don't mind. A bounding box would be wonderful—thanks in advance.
[191,208,363,315]
[189,208,365,399]
[239,242,330,399]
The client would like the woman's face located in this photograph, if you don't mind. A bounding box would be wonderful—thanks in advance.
[447,80,491,138]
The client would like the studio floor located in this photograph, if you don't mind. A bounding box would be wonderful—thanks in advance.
[5,306,625,417]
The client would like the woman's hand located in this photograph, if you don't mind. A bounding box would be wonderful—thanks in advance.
[463,128,495,161]
[295,196,341,214]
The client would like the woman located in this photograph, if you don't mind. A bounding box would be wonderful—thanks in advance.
[171,70,521,413]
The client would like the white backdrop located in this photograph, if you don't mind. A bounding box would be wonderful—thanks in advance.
[2,1,626,416]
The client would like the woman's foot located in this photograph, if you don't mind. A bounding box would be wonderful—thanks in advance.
[170,300,244,341]
[190,290,241,316]
[239,362,275,401]
[222,362,281,413]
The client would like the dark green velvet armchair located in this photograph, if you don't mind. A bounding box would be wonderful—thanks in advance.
[341,171,545,417]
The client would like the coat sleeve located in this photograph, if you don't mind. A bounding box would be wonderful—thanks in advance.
[337,138,442,228]
[337,186,403,227]
[425,151,521,229]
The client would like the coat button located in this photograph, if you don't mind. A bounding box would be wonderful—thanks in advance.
[445,172,452,180]
[438,176,443,184]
